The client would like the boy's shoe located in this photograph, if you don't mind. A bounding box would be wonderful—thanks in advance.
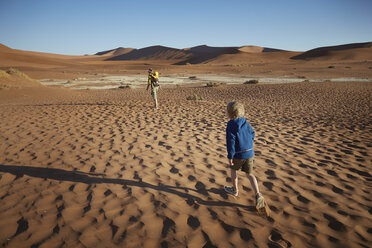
[255,192,265,209]
[256,193,270,217]
[224,186,238,197]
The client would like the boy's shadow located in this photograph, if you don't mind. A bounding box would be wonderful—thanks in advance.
[0,164,256,212]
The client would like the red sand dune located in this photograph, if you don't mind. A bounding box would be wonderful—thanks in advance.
[95,47,134,56]
[291,42,372,60]
[0,44,78,68]
[238,46,284,53]
[103,45,287,65]
[1,41,372,80]
[106,45,193,61]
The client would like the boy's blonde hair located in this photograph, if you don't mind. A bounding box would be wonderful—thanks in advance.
[227,101,245,119]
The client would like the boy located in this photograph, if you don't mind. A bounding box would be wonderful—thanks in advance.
[224,101,269,216]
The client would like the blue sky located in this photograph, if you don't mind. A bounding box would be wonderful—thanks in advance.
[0,0,371,55]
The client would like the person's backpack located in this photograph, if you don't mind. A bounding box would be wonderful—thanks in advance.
[152,77,159,87]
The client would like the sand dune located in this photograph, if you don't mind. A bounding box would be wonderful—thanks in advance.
[1,42,372,80]
[198,50,298,65]
[95,47,134,57]
[0,44,13,52]
[183,45,238,54]
[291,42,372,60]
[105,45,286,65]
[238,46,284,53]
[0,81,371,247]
[107,46,193,61]
[0,44,78,68]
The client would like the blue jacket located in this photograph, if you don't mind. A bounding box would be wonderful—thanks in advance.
[226,117,255,159]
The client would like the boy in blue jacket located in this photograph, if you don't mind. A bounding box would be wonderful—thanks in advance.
[224,101,269,214]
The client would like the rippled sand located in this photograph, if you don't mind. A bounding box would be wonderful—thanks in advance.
[0,82,371,247]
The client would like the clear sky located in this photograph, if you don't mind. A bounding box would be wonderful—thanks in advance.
[0,0,371,55]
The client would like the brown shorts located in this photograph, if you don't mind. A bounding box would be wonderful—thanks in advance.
[231,158,254,174]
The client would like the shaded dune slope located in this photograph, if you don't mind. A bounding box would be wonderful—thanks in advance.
[104,45,288,65]
[95,47,134,56]
[291,42,372,60]
[107,46,193,61]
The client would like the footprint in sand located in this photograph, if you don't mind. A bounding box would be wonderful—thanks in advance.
[268,230,291,248]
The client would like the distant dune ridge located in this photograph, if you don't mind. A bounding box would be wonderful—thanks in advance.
[107,45,193,61]
[104,44,287,64]
[0,43,79,68]
[291,42,372,60]
[98,42,372,64]
[0,41,371,68]
[95,47,134,56]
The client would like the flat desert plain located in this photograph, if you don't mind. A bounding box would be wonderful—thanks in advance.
[0,43,371,248]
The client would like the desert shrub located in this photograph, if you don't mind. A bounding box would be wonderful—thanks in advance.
[6,68,20,74]
[328,65,335,69]
[244,79,259,84]
[189,76,197,80]
[186,62,191,66]
[186,94,204,101]
[205,82,219,87]
[6,68,32,80]
[205,82,226,87]
[369,67,372,69]
[0,70,10,78]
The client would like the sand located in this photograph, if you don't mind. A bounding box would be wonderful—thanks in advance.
[0,81,371,248]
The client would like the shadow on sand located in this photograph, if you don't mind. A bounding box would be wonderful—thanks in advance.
[0,164,255,211]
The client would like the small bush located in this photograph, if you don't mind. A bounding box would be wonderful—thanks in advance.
[6,68,20,74]
[205,82,219,87]
[0,70,10,78]
[186,94,204,101]
[118,83,132,89]
[6,68,32,80]
[328,65,335,69]
[189,76,197,80]
[244,79,258,84]
[369,67,372,69]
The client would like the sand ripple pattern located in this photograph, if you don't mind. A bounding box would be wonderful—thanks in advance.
[0,82,371,247]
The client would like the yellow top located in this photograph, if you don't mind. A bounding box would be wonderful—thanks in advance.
[147,72,159,89]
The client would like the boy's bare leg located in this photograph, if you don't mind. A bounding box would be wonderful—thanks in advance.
[247,173,259,195]
[231,169,238,193]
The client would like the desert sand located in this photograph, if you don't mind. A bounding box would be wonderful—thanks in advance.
[0,42,371,247]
